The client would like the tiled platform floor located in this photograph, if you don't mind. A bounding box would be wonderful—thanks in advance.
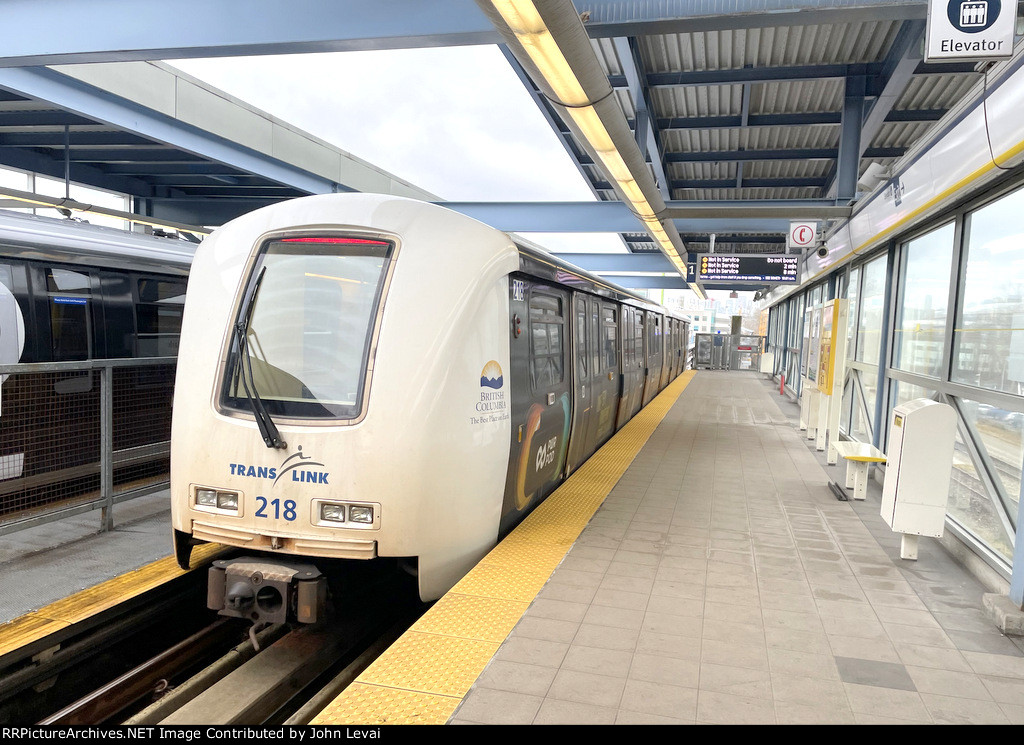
[451,371,1024,725]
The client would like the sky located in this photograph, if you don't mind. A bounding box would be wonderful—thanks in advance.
[169,45,628,255]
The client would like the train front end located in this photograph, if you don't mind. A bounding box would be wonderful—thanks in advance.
[170,194,519,621]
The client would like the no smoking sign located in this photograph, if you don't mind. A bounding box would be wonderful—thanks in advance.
[788,222,818,250]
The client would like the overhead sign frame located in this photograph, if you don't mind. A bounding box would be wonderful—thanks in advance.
[925,0,1016,61]
[698,254,800,283]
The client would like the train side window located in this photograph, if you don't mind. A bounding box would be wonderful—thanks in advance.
[46,268,90,361]
[575,299,588,379]
[633,312,643,364]
[136,278,186,356]
[603,306,617,371]
[622,308,632,367]
[529,292,564,388]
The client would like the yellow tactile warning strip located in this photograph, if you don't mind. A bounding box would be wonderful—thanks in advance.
[312,370,697,725]
[0,542,226,659]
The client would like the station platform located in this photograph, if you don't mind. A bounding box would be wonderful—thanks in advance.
[316,370,1024,725]
[3,371,1024,725]
[0,490,175,625]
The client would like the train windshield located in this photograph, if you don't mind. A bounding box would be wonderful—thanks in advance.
[222,235,393,420]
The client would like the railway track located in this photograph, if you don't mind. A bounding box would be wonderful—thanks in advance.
[2,558,424,726]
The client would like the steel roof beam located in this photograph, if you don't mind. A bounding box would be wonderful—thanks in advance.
[99,162,253,176]
[0,1,933,68]
[556,109,948,133]
[0,66,340,196]
[147,198,278,226]
[860,19,926,151]
[579,0,928,36]
[835,75,866,202]
[0,110,95,127]
[612,36,670,200]
[0,131,153,147]
[661,147,905,162]
[0,0,501,67]
[669,178,828,189]
[0,143,154,197]
[822,19,928,199]
[552,253,677,272]
[608,61,976,92]
[595,275,691,290]
[441,201,848,232]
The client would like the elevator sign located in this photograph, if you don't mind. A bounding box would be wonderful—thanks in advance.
[926,0,1015,61]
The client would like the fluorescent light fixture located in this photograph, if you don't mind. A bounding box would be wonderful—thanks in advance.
[489,0,705,300]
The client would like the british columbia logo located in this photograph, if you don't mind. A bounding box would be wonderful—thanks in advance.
[480,360,504,389]
[472,360,509,424]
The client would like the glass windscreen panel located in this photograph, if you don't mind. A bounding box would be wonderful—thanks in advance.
[222,235,393,420]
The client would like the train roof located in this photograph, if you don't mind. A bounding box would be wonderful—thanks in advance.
[0,208,196,276]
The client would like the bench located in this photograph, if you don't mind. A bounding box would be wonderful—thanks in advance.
[831,441,886,501]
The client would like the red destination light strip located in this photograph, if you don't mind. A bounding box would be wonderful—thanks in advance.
[281,236,390,246]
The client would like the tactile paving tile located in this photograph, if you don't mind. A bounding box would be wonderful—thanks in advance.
[447,563,552,603]
[0,614,66,659]
[0,543,227,654]
[313,371,696,724]
[309,683,460,726]
[355,631,500,698]
[411,593,529,641]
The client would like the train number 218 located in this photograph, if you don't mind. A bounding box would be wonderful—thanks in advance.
[255,497,297,521]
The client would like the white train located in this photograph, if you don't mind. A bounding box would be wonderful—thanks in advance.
[170,194,689,622]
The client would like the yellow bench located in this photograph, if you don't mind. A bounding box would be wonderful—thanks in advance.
[832,441,886,501]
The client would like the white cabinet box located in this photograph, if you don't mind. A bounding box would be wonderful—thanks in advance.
[880,398,956,559]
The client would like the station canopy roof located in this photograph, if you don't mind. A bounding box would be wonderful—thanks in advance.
[0,0,1013,291]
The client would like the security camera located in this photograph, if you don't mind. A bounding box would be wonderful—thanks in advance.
[816,246,829,258]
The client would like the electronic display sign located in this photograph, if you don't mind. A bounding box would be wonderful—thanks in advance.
[698,254,799,283]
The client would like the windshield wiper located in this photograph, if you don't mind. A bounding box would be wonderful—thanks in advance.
[234,268,286,450]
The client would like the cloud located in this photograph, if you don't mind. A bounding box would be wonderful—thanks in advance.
[170,46,597,202]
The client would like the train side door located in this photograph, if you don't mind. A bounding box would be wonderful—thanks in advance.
[591,301,619,446]
[500,280,572,533]
[566,293,595,474]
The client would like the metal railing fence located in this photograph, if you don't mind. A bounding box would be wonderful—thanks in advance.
[0,357,175,536]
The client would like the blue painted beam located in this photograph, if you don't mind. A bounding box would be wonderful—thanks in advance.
[553,110,947,133]
[552,253,676,272]
[0,66,339,196]
[669,178,827,190]
[440,201,802,233]
[836,75,866,202]
[148,198,277,225]
[0,143,155,197]
[612,36,670,199]
[859,20,925,156]
[595,275,691,290]
[665,147,905,162]
[0,0,930,67]
[0,0,500,66]
[608,60,973,93]
[579,0,927,37]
